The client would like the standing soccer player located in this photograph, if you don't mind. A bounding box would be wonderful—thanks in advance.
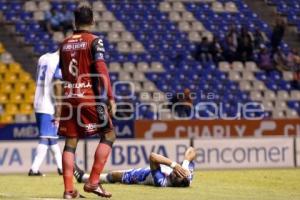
[57,5,116,199]
[29,50,63,176]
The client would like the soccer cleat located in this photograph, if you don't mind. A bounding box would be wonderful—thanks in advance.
[28,169,45,176]
[83,182,112,198]
[63,189,85,199]
[73,164,85,183]
[58,168,63,176]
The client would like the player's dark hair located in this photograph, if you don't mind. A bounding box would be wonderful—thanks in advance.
[74,5,93,26]
[171,177,190,187]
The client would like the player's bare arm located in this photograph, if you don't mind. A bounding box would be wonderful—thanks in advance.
[149,153,189,178]
[91,40,116,117]
[184,147,196,162]
[53,79,63,122]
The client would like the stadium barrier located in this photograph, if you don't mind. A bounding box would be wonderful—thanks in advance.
[134,119,300,138]
[0,120,134,140]
[1,119,300,140]
[0,137,299,173]
[0,140,85,173]
[193,137,294,169]
[297,137,300,168]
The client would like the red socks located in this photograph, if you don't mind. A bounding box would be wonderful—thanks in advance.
[89,143,112,185]
[62,151,75,192]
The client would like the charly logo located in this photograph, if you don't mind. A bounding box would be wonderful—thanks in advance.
[145,122,168,139]
[254,121,277,137]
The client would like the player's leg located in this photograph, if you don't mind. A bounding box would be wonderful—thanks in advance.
[62,137,78,194]
[100,171,124,183]
[29,113,55,176]
[88,130,116,184]
[84,130,116,198]
[59,105,86,198]
[181,147,196,182]
[30,113,61,176]
[49,138,62,175]
[74,162,87,183]
[29,138,48,176]
[73,164,123,184]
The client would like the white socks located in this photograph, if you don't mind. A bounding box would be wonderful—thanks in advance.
[31,144,48,172]
[100,173,109,183]
[31,143,63,172]
[182,160,190,171]
[50,144,62,170]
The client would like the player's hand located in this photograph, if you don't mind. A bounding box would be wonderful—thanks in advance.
[185,147,196,161]
[173,164,189,178]
[108,100,116,117]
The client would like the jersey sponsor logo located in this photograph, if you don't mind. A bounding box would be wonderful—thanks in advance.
[64,82,92,89]
[94,39,105,53]
[85,123,97,132]
[62,42,88,51]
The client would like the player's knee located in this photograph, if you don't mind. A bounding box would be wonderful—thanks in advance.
[101,130,116,146]
[63,145,76,153]
[64,138,78,153]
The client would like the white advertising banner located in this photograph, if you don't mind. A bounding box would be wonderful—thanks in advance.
[193,137,294,169]
[296,137,300,168]
[0,140,85,173]
[87,139,190,171]
[0,137,296,173]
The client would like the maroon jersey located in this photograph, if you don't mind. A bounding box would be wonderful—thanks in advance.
[58,30,114,137]
[59,30,113,107]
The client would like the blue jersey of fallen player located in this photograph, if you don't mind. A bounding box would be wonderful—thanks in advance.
[121,162,194,187]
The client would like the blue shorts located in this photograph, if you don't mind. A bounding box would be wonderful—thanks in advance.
[122,168,151,184]
[35,113,58,138]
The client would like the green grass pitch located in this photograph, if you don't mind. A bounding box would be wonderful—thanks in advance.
[0,169,299,200]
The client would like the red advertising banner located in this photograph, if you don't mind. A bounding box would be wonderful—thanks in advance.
[134,119,300,139]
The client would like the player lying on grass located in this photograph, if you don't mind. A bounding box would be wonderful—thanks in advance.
[74,147,196,187]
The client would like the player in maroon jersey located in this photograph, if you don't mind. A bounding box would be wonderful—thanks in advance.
[55,5,115,199]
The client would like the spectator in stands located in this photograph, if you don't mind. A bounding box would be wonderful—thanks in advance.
[210,37,224,62]
[273,48,287,70]
[286,48,300,71]
[44,6,73,35]
[227,24,238,47]
[171,88,193,118]
[223,33,237,62]
[194,37,213,62]
[44,8,63,34]
[237,27,254,62]
[253,28,269,51]
[290,49,300,89]
[271,18,285,54]
[60,6,74,34]
[258,45,273,71]
[292,71,300,89]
